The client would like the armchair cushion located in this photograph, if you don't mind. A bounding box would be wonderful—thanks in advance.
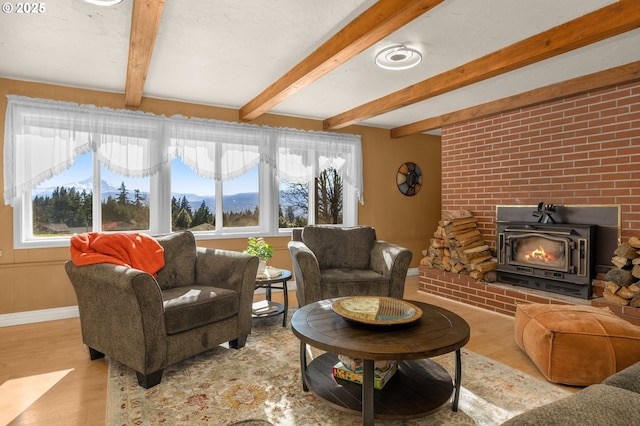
[155,231,197,290]
[320,269,389,299]
[302,225,376,270]
[162,285,238,335]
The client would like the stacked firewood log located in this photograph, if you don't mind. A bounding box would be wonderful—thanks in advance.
[602,237,640,307]
[420,210,497,280]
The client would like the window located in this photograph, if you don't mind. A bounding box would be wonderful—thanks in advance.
[314,168,344,225]
[170,158,216,232]
[279,178,309,228]
[279,167,344,228]
[222,166,260,228]
[100,165,150,232]
[169,161,262,232]
[25,151,151,245]
[31,152,94,237]
[5,96,363,248]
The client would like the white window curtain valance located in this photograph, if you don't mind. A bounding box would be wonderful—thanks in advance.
[3,95,363,206]
[273,127,362,192]
[169,117,264,182]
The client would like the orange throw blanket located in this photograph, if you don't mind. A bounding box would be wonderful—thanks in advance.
[70,232,165,276]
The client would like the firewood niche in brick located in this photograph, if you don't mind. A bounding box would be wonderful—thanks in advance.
[603,237,640,307]
[420,210,497,280]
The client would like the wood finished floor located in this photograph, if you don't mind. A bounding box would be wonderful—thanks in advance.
[0,276,580,425]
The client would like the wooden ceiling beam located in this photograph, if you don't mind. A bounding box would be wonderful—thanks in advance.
[324,0,640,130]
[239,0,445,122]
[124,0,165,108]
[391,61,640,138]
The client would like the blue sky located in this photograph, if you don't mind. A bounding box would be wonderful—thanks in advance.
[39,152,259,196]
[170,160,259,196]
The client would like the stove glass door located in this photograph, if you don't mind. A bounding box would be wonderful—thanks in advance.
[507,233,569,272]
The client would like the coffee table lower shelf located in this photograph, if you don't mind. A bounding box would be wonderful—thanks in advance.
[304,353,454,421]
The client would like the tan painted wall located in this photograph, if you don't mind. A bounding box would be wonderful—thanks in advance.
[0,78,441,315]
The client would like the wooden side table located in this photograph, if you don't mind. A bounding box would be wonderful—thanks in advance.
[253,269,292,327]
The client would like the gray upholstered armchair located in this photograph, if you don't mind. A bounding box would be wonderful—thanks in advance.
[65,231,258,388]
[288,225,413,307]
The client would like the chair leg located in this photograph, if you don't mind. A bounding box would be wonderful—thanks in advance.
[229,335,247,349]
[136,370,163,389]
[88,347,105,360]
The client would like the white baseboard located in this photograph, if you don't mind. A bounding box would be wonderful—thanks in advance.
[0,306,79,327]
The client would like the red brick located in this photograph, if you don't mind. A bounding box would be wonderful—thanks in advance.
[622,316,640,326]
[487,299,508,311]
[451,289,471,300]
[476,289,496,300]
[468,294,487,305]
[495,294,517,305]
[496,306,517,316]
[444,282,462,292]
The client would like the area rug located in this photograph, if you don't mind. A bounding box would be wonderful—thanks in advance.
[106,312,571,425]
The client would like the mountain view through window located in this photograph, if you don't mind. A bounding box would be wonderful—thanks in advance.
[30,153,343,237]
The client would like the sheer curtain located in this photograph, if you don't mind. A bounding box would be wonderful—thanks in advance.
[169,116,264,181]
[4,95,363,206]
[273,127,363,202]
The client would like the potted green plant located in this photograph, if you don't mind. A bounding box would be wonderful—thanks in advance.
[244,237,273,274]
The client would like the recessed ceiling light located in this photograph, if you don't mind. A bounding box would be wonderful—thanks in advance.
[83,0,124,6]
[375,45,422,71]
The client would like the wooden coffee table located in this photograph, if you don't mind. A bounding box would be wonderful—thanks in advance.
[291,298,470,425]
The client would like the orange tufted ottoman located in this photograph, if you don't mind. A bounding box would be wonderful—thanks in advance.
[514,303,640,386]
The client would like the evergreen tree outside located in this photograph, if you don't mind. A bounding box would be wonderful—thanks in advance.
[79,189,92,229]
[174,208,192,230]
[191,201,214,228]
[31,182,148,235]
[171,196,181,226]
[117,182,128,205]
[179,196,193,216]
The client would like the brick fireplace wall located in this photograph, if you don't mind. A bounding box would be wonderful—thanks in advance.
[419,80,640,324]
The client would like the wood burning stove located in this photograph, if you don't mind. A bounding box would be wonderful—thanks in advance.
[497,222,596,299]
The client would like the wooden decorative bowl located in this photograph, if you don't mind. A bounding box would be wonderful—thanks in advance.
[331,297,422,326]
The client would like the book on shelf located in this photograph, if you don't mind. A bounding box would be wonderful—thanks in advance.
[256,266,283,279]
[332,360,398,390]
[337,354,392,374]
[252,300,279,315]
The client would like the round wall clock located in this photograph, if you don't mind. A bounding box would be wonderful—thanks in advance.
[396,162,422,196]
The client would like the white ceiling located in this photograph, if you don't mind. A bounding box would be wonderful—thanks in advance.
[1,0,638,133]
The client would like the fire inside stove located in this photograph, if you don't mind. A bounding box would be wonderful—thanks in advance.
[514,238,566,269]
[507,233,570,272]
